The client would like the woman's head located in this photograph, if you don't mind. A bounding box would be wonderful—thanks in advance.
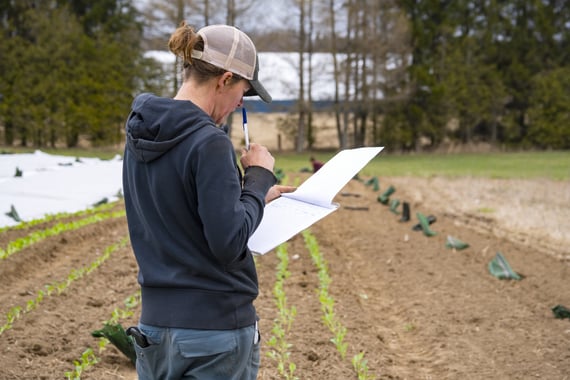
[168,22,271,103]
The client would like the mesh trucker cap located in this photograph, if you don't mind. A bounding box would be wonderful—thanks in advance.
[191,25,272,103]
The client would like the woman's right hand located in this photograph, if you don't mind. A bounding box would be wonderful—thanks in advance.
[240,143,275,173]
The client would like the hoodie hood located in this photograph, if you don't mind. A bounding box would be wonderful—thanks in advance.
[125,93,213,163]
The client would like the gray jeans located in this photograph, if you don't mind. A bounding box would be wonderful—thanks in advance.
[134,322,260,380]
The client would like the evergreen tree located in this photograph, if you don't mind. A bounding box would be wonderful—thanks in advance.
[527,67,570,149]
[0,0,165,147]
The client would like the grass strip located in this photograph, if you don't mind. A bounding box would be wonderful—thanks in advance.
[273,151,570,180]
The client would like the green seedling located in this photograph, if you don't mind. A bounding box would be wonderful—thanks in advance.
[266,243,298,380]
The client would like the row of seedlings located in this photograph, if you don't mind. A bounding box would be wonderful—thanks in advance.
[0,236,130,335]
[0,201,119,234]
[302,229,377,380]
[265,243,299,380]
[0,202,125,261]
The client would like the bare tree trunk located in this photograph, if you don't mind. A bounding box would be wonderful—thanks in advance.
[370,1,384,146]
[307,0,314,149]
[352,54,359,145]
[342,0,355,149]
[173,0,185,95]
[328,0,342,149]
[357,4,369,147]
[370,11,380,146]
[204,0,210,24]
[351,4,364,147]
[296,0,306,153]
[226,0,235,24]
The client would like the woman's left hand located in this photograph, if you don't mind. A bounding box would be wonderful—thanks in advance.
[265,185,296,203]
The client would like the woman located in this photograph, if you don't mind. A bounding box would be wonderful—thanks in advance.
[122,22,293,379]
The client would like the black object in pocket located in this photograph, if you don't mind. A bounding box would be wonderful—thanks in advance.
[127,326,151,348]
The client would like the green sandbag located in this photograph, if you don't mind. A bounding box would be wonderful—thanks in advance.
[364,176,380,191]
[5,204,21,222]
[92,323,136,365]
[377,185,395,204]
[416,212,437,236]
[92,198,108,207]
[399,202,410,222]
[445,235,469,250]
[552,305,570,319]
[412,215,436,231]
[389,199,400,214]
[488,252,522,280]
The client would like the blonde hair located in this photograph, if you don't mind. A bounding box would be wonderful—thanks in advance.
[168,21,240,83]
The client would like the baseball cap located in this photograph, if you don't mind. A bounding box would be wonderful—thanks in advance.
[191,25,272,103]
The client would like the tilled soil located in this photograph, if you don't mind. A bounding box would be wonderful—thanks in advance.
[0,176,568,379]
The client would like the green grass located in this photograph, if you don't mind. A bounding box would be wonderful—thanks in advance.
[3,145,568,180]
[275,151,570,180]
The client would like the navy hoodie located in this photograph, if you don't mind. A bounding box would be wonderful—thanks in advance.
[122,93,276,330]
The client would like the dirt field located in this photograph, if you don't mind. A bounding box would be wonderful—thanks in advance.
[0,174,569,379]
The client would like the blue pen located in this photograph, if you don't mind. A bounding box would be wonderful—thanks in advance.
[242,107,250,150]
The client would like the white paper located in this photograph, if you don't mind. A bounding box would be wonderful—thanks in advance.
[247,197,338,255]
[284,147,384,207]
[248,146,383,255]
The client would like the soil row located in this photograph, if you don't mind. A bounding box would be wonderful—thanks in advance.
[1,177,568,379]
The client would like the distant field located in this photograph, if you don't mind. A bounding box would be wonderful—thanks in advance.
[2,146,568,180]
[275,151,570,180]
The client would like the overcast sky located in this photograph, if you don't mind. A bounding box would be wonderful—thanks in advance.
[136,0,298,36]
[242,0,297,31]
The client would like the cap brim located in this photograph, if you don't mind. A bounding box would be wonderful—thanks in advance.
[245,80,272,103]
[243,55,272,103]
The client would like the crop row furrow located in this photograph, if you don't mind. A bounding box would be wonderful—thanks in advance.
[302,229,376,380]
[0,236,129,335]
[64,291,141,380]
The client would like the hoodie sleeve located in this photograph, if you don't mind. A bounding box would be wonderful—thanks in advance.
[194,134,276,264]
